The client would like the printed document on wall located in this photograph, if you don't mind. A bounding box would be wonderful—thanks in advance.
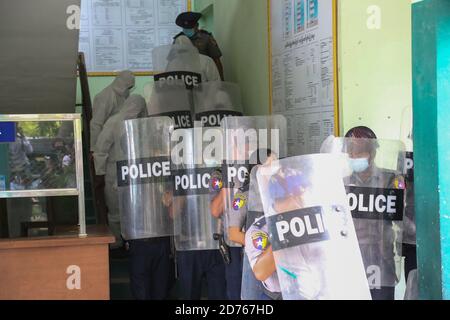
[271,0,336,156]
[79,0,188,73]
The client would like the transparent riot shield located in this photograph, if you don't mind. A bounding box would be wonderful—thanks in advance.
[257,154,371,300]
[193,81,244,127]
[404,269,418,300]
[152,42,202,90]
[241,165,266,300]
[147,79,194,129]
[321,137,406,290]
[401,106,415,245]
[221,115,288,247]
[246,166,266,231]
[171,127,222,251]
[115,117,174,240]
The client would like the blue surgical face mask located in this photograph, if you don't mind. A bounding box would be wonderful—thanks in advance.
[183,28,196,38]
[349,158,370,173]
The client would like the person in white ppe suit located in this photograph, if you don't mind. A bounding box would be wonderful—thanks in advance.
[147,35,220,121]
[90,70,135,152]
[170,35,220,82]
[93,95,148,249]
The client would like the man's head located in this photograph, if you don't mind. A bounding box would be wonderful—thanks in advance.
[112,70,135,98]
[344,126,379,173]
[176,12,202,38]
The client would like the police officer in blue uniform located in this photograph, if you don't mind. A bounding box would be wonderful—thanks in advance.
[174,11,224,80]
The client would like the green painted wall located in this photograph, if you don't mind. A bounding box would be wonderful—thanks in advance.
[338,0,412,139]
[193,0,213,12]
[194,0,270,116]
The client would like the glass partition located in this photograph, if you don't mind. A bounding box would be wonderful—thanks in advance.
[0,114,85,238]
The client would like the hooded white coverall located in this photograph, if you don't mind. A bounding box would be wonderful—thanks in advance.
[94,94,148,247]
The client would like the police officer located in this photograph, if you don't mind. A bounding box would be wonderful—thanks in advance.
[244,150,282,300]
[210,141,248,300]
[343,126,405,300]
[256,153,371,300]
[174,11,224,80]
[245,215,282,300]
[114,115,174,300]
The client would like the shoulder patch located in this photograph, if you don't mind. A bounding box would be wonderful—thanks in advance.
[232,192,247,211]
[251,231,268,250]
[210,176,223,191]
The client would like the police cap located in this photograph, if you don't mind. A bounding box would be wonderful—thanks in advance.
[176,11,202,28]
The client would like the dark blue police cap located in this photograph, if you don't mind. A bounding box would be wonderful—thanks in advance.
[176,11,202,28]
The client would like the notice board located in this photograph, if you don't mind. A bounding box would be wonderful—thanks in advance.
[79,0,190,75]
[269,0,338,156]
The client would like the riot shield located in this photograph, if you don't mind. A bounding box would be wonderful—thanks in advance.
[152,42,202,90]
[116,117,174,240]
[321,137,406,290]
[404,269,418,300]
[147,79,194,130]
[171,127,222,251]
[221,115,288,247]
[257,154,371,300]
[241,165,266,300]
[193,81,243,127]
[246,166,266,231]
[401,106,415,245]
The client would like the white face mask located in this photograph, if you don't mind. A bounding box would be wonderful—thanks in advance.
[349,157,370,173]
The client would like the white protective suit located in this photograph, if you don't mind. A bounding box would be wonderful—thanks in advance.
[93,94,148,247]
[90,70,135,152]
[147,36,220,115]
[171,35,220,82]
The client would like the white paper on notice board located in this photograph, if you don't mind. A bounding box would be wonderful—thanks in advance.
[270,0,336,156]
[79,0,188,73]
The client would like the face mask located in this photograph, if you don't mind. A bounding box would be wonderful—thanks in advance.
[183,28,196,38]
[349,158,370,173]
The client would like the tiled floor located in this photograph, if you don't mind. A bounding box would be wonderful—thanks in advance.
[109,253,409,300]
